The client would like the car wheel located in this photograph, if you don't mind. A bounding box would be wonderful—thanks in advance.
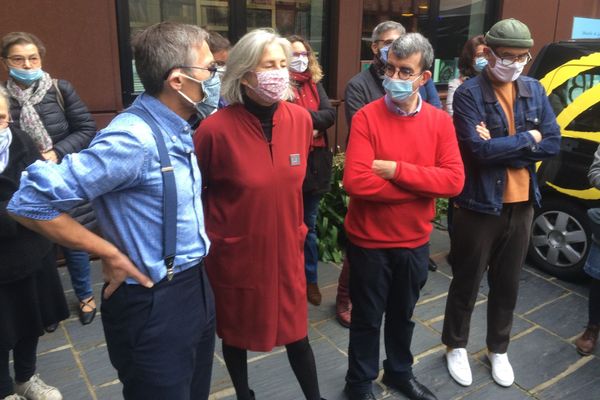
[528,198,590,280]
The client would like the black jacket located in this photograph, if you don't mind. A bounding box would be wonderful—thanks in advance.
[8,78,97,228]
[0,127,53,283]
[8,79,97,159]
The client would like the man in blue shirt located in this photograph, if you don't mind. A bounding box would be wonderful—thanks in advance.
[8,22,220,399]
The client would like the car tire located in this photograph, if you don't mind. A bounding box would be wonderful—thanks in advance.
[528,198,590,280]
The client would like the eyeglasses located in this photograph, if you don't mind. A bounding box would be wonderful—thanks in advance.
[4,55,41,67]
[292,51,310,57]
[492,50,532,66]
[384,64,422,80]
[374,39,395,47]
[163,64,219,80]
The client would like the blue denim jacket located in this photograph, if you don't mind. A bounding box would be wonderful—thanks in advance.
[8,93,210,283]
[452,71,561,215]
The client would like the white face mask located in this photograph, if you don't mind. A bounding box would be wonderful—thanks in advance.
[489,53,527,83]
[289,55,309,73]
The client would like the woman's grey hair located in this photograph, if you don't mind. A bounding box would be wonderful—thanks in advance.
[221,28,293,105]
[131,22,208,96]
[389,33,434,70]
[371,21,406,43]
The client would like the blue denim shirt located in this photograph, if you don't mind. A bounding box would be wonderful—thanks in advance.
[452,71,561,215]
[8,93,210,283]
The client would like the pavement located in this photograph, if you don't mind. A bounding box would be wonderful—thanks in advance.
[21,227,600,399]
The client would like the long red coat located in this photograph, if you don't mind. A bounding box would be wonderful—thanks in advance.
[194,101,312,351]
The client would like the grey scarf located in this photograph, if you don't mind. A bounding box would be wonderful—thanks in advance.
[6,73,53,152]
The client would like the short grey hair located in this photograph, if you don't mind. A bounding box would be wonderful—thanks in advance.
[221,28,293,105]
[371,21,406,43]
[131,22,208,96]
[389,32,434,70]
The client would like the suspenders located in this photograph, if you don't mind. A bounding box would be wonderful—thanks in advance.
[125,107,178,281]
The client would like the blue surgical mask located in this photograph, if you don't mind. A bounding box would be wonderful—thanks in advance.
[178,73,221,119]
[9,67,44,86]
[474,57,488,72]
[380,45,391,64]
[382,75,421,102]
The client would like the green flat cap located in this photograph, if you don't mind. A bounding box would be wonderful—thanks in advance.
[485,18,533,48]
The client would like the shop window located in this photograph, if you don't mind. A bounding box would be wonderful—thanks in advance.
[361,0,432,62]
[118,0,330,105]
[434,0,490,84]
[360,0,497,86]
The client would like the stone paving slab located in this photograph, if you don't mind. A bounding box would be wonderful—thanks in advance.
[514,270,568,316]
[36,348,91,400]
[458,382,532,400]
[210,356,232,395]
[63,317,107,353]
[94,382,123,400]
[79,345,117,388]
[537,357,600,400]
[525,293,589,340]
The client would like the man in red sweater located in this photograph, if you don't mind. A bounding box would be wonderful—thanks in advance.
[342,33,464,400]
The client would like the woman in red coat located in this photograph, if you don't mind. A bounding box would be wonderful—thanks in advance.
[194,29,323,400]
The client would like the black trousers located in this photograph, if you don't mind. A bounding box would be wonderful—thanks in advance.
[442,203,533,353]
[101,264,215,400]
[345,241,429,393]
[0,336,38,397]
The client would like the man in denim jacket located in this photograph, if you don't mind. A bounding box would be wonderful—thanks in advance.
[441,19,560,389]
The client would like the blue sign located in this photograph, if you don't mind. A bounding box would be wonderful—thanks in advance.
[572,17,600,39]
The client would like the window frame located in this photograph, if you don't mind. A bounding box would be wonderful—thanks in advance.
[115,0,331,107]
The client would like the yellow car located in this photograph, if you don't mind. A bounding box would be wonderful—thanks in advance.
[528,39,600,280]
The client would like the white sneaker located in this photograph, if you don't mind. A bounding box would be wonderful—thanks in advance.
[14,375,62,400]
[3,395,26,400]
[445,348,473,386]
[488,352,515,387]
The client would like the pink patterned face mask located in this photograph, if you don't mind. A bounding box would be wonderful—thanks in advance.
[249,69,290,103]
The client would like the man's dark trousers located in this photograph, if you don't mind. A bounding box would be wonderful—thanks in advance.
[442,202,533,353]
[345,241,429,393]
[101,264,215,400]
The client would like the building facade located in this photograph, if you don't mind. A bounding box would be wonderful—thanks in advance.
[1,0,598,148]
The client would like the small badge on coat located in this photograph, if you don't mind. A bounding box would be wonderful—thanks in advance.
[289,153,301,166]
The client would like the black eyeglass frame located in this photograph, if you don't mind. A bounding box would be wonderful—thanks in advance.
[384,63,423,80]
[491,50,533,66]
[374,39,395,47]
[163,65,219,80]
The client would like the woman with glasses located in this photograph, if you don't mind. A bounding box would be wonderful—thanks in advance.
[194,29,323,400]
[0,85,68,400]
[287,35,335,307]
[1,32,97,327]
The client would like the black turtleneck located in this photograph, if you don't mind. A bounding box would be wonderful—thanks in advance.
[242,92,278,142]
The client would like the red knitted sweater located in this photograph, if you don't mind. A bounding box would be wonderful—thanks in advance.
[343,97,465,249]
